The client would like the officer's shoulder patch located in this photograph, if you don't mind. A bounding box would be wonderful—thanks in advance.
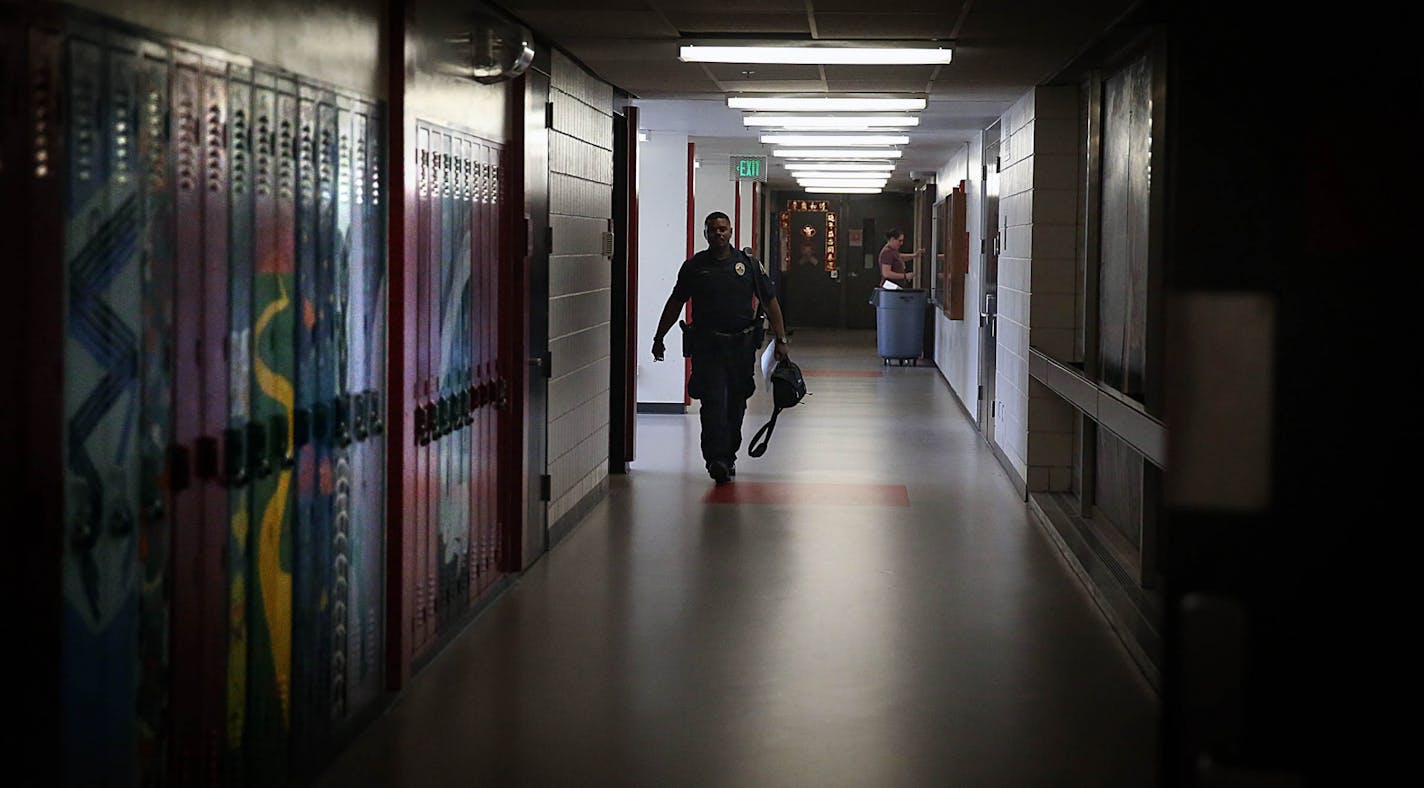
[735,261,746,276]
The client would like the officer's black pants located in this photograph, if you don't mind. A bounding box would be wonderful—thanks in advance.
[688,341,756,467]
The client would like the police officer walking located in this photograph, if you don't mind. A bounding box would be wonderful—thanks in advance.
[652,212,790,484]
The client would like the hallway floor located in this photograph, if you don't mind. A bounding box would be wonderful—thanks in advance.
[318,330,1158,787]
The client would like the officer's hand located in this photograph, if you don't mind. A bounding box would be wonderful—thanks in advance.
[652,338,666,362]
[774,341,790,363]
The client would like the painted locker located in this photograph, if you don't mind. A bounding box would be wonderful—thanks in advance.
[246,70,298,788]
[357,103,387,713]
[225,63,254,783]
[195,54,232,785]
[412,128,431,654]
[61,26,144,787]
[291,81,335,774]
[345,98,386,718]
[134,36,175,788]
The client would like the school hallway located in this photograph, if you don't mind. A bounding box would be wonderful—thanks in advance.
[316,330,1157,787]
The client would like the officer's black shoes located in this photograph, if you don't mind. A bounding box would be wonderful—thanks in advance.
[708,460,731,485]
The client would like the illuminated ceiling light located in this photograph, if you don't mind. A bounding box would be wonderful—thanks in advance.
[744,115,918,128]
[729,96,927,112]
[782,162,896,171]
[790,171,893,180]
[773,148,902,159]
[798,179,890,188]
[759,134,910,146]
[681,44,952,66]
[805,187,884,194]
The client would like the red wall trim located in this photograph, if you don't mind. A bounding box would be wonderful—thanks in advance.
[685,142,694,406]
[625,107,640,462]
[734,181,741,249]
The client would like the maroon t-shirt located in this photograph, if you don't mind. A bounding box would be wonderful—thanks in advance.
[879,244,904,281]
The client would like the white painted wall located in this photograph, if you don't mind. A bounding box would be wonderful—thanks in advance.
[635,131,690,405]
[932,142,981,416]
[694,158,736,238]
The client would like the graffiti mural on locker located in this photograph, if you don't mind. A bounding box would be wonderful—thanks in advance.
[61,26,145,788]
[411,122,508,661]
[29,8,389,785]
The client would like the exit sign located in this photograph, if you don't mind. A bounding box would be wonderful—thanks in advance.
[730,155,768,182]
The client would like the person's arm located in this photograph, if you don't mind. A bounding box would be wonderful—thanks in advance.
[651,294,684,361]
[898,249,923,263]
[764,296,791,361]
[881,262,913,283]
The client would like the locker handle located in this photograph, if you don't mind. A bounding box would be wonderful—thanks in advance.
[334,394,352,447]
[460,390,472,425]
[435,396,448,438]
[195,436,220,481]
[248,421,271,479]
[266,414,295,470]
[224,427,249,488]
[367,391,384,436]
[495,378,510,410]
[168,444,193,493]
[294,407,312,449]
[352,392,369,442]
[414,404,428,446]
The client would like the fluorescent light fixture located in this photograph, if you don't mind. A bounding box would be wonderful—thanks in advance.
[681,44,952,66]
[805,187,884,194]
[773,148,902,159]
[744,115,918,128]
[729,96,927,112]
[790,171,893,180]
[782,162,896,171]
[798,179,890,188]
[759,134,910,146]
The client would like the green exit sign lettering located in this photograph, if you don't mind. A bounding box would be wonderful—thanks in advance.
[730,155,768,182]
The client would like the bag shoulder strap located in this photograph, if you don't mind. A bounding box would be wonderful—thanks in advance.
[747,407,782,458]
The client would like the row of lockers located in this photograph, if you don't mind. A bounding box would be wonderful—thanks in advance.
[3,9,515,786]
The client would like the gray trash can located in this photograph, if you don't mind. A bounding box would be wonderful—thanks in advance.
[872,288,927,365]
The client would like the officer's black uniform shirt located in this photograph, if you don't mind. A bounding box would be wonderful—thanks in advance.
[670,249,777,333]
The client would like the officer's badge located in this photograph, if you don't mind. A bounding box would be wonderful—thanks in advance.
[735,261,746,276]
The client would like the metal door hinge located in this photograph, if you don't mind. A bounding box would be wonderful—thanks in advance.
[545,225,553,252]
[995,156,1001,173]
[978,385,984,401]
[544,100,554,129]
[981,164,987,181]
[539,474,552,501]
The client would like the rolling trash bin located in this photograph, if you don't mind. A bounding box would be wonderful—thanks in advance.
[871,288,927,365]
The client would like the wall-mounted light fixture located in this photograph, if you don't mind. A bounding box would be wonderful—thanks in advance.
[759,134,910,146]
[682,43,952,66]
[729,96,927,112]
[773,149,903,159]
[744,115,918,128]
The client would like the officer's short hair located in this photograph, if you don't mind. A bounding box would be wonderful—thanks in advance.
[705,211,731,228]
[885,228,903,241]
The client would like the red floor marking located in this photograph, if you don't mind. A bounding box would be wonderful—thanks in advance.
[799,369,883,378]
[703,481,910,506]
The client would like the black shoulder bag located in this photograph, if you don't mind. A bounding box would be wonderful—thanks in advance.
[747,358,807,458]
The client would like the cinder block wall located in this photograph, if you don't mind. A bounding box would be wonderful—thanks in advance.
[547,51,614,527]
[997,87,1079,491]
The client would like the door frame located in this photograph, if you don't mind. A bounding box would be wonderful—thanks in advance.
[978,123,1002,442]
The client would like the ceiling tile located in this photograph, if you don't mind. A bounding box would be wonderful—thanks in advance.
[704,62,823,81]
[810,0,965,12]
[515,11,679,39]
[813,13,958,39]
[665,12,812,35]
